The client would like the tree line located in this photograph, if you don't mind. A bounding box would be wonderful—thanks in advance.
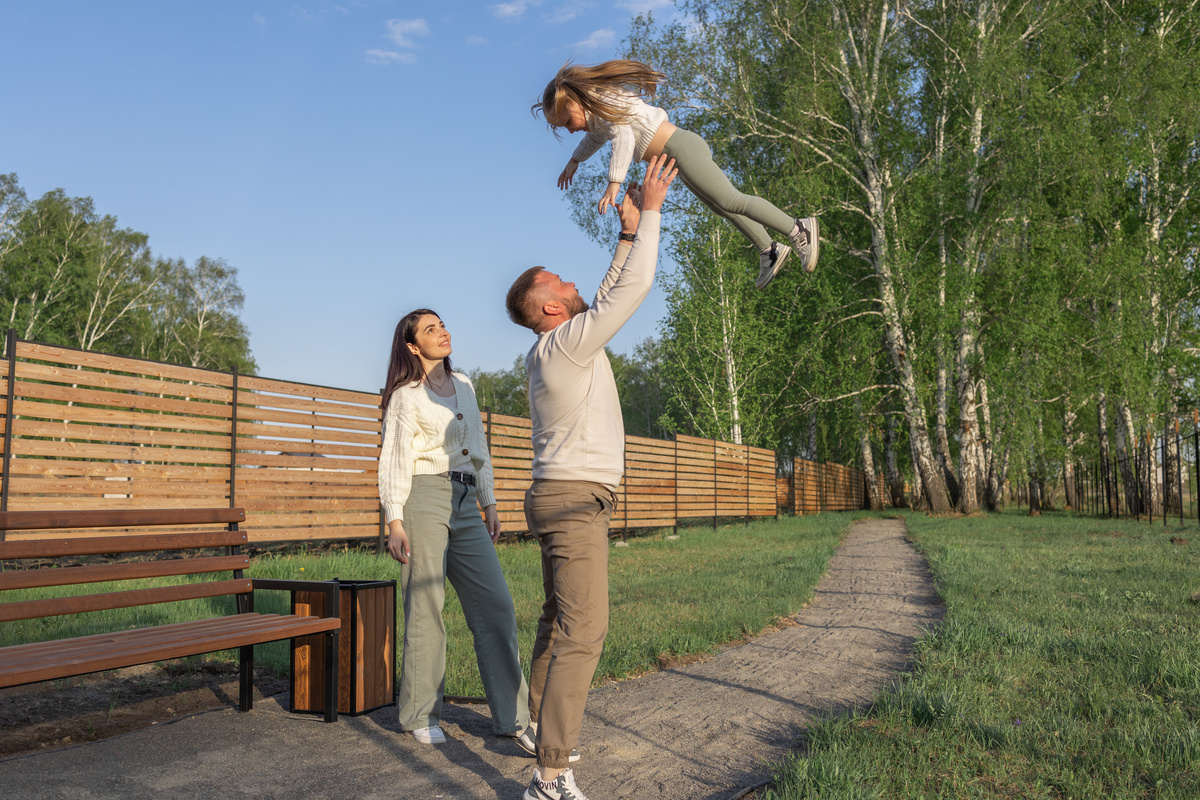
[0,173,255,373]
[543,0,1198,514]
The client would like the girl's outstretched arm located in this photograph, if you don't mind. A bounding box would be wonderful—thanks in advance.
[598,181,621,215]
[558,158,580,190]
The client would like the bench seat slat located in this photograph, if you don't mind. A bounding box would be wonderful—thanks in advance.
[0,555,251,592]
[0,579,252,623]
[0,615,295,661]
[0,531,247,560]
[0,613,341,688]
[0,508,246,532]
[0,614,337,668]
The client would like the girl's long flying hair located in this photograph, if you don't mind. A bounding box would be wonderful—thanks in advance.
[533,59,666,135]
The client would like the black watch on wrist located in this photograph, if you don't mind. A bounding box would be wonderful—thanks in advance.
[618,232,636,242]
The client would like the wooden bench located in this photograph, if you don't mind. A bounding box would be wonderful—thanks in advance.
[0,507,343,722]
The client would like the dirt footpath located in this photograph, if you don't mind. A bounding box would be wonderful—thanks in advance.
[0,517,941,799]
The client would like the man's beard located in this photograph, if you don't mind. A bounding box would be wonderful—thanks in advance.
[567,294,589,318]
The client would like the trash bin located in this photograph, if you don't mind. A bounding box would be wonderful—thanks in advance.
[291,578,396,716]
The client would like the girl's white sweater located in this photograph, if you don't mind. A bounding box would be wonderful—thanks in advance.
[377,372,496,524]
[572,90,669,186]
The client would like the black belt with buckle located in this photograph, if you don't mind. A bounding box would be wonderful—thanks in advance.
[449,471,476,486]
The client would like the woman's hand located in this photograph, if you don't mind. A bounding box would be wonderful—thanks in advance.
[484,504,501,544]
[597,181,621,215]
[386,520,411,564]
[557,159,579,190]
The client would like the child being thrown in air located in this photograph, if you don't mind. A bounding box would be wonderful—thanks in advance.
[534,59,819,290]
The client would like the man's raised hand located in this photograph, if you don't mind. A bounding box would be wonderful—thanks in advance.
[639,155,678,213]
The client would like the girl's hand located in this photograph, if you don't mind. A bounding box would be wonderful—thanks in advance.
[597,181,621,215]
[557,159,579,190]
[386,520,411,564]
[483,504,501,544]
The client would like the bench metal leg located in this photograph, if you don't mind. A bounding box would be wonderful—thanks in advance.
[323,629,339,723]
[239,644,254,712]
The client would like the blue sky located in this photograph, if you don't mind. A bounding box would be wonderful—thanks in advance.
[0,1,677,394]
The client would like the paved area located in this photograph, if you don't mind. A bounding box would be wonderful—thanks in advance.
[0,518,942,799]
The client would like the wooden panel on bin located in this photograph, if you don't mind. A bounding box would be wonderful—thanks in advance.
[292,582,395,716]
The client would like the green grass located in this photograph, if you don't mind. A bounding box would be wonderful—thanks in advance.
[764,508,1200,800]
[2,514,847,696]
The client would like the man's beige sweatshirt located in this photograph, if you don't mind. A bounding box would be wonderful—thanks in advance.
[526,209,661,491]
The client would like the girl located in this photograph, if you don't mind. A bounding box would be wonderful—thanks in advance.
[534,59,819,290]
[378,309,530,746]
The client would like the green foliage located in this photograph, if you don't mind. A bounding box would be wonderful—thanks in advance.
[0,517,847,693]
[469,355,529,417]
[0,174,256,373]
[768,509,1200,799]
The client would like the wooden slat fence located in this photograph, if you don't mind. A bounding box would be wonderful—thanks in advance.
[0,335,873,543]
[0,336,381,544]
[774,456,885,514]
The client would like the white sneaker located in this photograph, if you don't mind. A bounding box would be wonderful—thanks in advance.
[524,767,589,800]
[410,725,446,744]
[788,217,820,273]
[756,242,792,290]
[514,722,581,762]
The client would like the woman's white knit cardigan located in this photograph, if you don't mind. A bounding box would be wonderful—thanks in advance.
[377,372,496,524]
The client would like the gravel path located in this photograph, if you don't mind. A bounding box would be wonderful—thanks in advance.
[1,517,941,799]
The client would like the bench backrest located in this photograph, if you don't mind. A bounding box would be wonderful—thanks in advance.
[0,508,250,623]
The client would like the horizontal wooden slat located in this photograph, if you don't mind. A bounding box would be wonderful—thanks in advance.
[237,389,380,420]
[14,422,229,454]
[0,613,340,688]
[12,399,232,433]
[0,507,244,533]
[15,361,233,403]
[236,420,380,446]
[15,381,233,420]
[0,530,245,558]
[244,525,378,543]
[0,578,251,622]
[0,554,250,591]
[237,375,380,407]
[15,342,234,387]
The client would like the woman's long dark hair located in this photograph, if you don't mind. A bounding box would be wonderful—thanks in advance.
[380,309,452,411]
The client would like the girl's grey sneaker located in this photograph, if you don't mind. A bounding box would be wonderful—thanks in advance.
[514,723,580,762]
[410,725,446,744]
[788,217,820,273]
[756,242,792,290]
[524,767,589,800]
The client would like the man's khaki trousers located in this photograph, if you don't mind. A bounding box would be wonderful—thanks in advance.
[523,479,616,769]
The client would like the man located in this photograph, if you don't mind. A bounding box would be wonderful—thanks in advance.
[505,155,677,800]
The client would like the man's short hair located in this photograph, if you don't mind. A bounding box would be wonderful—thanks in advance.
[506,266,547,330]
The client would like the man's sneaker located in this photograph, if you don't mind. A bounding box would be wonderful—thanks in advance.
[788,217,820,273]
[524,767,590,800]
[410,725,446,744]
[514,723,580,762]
[756,242,792,290]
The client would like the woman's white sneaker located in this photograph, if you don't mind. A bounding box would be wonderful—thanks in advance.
[410,725,446,744]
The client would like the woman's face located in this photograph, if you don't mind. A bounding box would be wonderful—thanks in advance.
[407,314,451,364]
[562,98,588,133]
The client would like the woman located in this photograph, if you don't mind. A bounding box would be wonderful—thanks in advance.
[378,308,529,744]
[534,58,819,290]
